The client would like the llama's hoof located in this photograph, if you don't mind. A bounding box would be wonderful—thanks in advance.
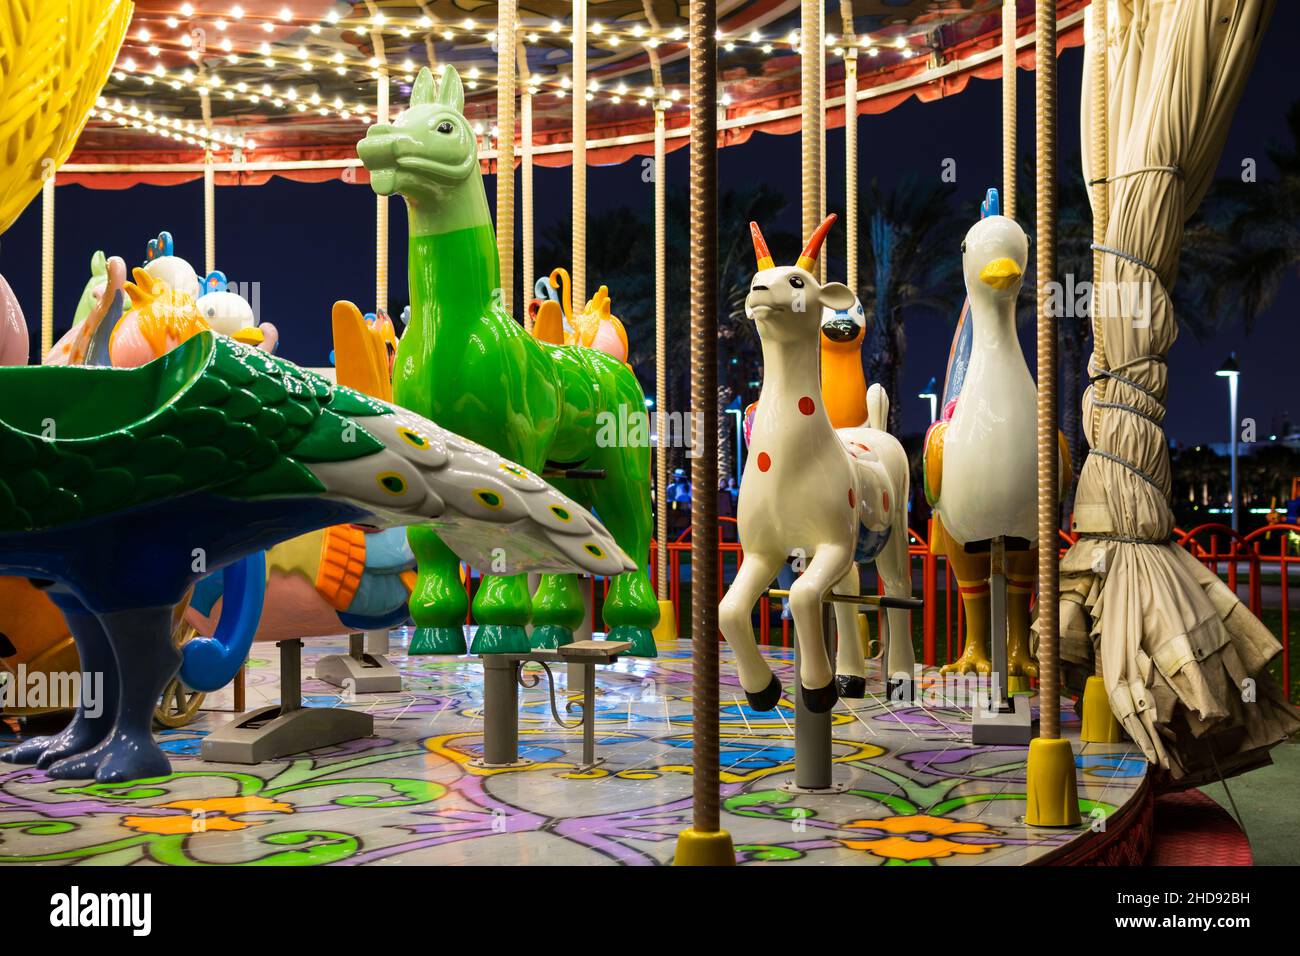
[886,677,916,703]
[408,626,468,655]
[744,674,783,712]
[800,681,839,714]
[469,624,531,655]
[836,674,866,699]
[607,625,657,658]
[529,624,573,650]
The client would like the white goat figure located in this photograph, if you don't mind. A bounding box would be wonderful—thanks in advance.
[720,215,896,714]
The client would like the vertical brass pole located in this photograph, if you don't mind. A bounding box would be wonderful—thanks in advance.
[200,85,215,276]
[1003,0,1017,219]
[40,175,54,360]
[496,0,517,313]
[372,22,390,313]
[674,0,734,866]
[654,102,669,602]
[1025,0,1080,828]
[522,86,535,326]
[800,0,822,252]
[841,0,858,291]
[1035,0,1059,742]
[572,0,587,309]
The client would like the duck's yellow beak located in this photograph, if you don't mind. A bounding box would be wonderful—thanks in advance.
[978,257,1022,290]
[232,326,265,346]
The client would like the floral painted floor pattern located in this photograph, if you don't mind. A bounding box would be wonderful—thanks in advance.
[0,634,1146,866]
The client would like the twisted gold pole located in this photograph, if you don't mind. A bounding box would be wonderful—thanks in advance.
[673,0,735,865]
[571,0,587,310]
[1035,0,1059,741]
[40,175,54,361]
[371,21,390,313]
[522,85,535,327]
[496,0,517,314]
[1088,0,1109,448]
[1003,0,1017,219]
[841,0,858,290]
[801,0,822,253]
[200,86,215,276]
[654,102,668,601]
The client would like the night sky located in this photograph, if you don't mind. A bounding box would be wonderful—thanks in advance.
[1,4,1295,446]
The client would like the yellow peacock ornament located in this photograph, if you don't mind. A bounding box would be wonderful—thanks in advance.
[0,0,132,234]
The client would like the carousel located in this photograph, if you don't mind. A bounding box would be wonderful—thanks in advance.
[0,0,1290,869]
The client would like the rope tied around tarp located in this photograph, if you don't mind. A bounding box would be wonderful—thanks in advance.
[1086,447,1165,494]
[1088,354,1165,400]
[1091,241,1159,273]
[1075,530,1175,546]
[1087,162,1183,186]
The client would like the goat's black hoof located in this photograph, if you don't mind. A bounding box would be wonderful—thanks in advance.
[744,674,783,712]
[886,677,916,703]
[836,674,866,699]
[800,681,839,714]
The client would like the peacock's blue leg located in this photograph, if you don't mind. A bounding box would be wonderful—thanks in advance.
[46,605,178,782]
[1,590,119,767]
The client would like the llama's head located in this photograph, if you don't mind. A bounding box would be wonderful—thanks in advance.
[745,216,855,344]
[357,66,477,202]
[961,213,1027,305]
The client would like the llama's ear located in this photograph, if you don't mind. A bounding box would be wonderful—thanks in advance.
[411,67,436,106]
[91,250,106,275]
[436,65,464,112]
[820,282,856,312]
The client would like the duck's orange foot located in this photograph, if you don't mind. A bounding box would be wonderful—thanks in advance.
[1007,648,1039,681]
[940,645,991,676]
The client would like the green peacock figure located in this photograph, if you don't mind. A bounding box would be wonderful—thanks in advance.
[0,332,635,782]
[357,65,659,659]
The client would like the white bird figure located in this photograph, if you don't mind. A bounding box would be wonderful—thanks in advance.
[923,213,1071,677]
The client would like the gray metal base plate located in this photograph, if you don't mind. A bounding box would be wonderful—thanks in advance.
[314,653,403,694]
[781,781,848,795]
[971,693,1037,746]
[200,704,374,764]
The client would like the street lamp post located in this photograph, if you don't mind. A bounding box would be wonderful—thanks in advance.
[919,376,938,425]
[1217,354,1240,532]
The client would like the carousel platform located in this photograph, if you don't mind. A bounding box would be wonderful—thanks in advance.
[0,635,1150,866]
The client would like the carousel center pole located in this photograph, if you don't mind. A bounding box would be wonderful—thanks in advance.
[673,0,734,866]
[40,175,54,361]
[841,0,857,292]
[496,0,517,314]
[371,18,390,314]
[200,85,215,276]
[521,49,535,330]
[1002,0,1017,220]
[571,0,587,310]
[1025,0,1081,827]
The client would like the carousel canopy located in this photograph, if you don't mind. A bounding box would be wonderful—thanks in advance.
[67,0,1088,187]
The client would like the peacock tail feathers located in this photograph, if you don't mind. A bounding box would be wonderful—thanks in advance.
[0,332,635,577]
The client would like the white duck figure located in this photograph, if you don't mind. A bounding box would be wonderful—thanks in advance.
[923,211,1070,678]
[931,214,1037,545]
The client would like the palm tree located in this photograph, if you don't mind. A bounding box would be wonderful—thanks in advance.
[1188,100,1300,333]
[536,183,793,481]
[854,176,966,435]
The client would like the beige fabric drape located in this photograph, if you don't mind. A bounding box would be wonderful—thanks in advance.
[1062,0,1297,784]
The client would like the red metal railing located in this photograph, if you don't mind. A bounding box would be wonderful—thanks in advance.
[458,517,1297,700]
[645,519,1300,701]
